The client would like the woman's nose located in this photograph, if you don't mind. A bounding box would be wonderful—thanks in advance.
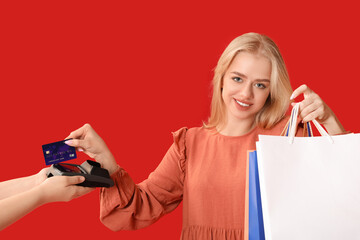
[239,83,253,99]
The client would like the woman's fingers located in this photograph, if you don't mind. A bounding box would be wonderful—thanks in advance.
[65,139,87,150]
[298,98,320,119]
[64,176,85,186]
[65,123,92,140]
[302,108,324,123]
[65,124,94,152]
[64,123,117,170]
[64,176,95,199]
[291,84,331,123]
[64,139,95,158]
[290,84,313,100]
[42,176,94,203]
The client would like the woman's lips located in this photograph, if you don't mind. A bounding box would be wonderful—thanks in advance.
[234,98,252,107]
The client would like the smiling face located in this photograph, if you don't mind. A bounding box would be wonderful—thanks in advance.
[221,51,271,127]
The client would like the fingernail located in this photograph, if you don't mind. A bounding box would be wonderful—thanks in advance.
[78,148,84,152]
[64,140,72,145]
[290,94,294,100]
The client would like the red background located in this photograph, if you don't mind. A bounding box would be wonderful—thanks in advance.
[0,0,359,238]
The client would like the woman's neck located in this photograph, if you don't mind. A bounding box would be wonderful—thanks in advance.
[218,118,256,137]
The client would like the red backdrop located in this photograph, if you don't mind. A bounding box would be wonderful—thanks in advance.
[1,0,359,239]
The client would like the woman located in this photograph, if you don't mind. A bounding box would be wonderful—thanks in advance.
[0,168,93,230]
[65,33,346,239]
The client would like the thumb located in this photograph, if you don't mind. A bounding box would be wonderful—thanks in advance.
[65,139,87,150]
[291,102,296,107]
[66,176,86,185]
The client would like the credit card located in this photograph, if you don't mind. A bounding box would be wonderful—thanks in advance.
[42,139,77,165]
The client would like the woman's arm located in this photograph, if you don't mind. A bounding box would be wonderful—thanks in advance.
[0,175,93,231]
[290,84,346,135]
[99,136,186,231]
[65,124,187,231]
[0,168,47,200]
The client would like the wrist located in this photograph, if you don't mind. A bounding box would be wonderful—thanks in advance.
[34,169,48,186]
[31,185,49,206]
[322,115,346,135]
[96,151,118,175]
[22,174,40,190]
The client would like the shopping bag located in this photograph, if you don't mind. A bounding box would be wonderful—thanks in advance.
[245,109,311,240]
[248,150,265,240]
[256,103,360,240]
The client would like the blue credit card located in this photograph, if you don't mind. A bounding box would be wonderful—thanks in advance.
[42,139,77,165]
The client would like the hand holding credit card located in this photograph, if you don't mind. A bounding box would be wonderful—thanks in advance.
[42,138,114,188]
[42,139,77,165]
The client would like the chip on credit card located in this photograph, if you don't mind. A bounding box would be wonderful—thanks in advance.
[42,139,77,165]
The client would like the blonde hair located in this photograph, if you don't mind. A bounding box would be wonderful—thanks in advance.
[204,32,293,130]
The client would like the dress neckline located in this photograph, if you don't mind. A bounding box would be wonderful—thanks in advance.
[210,125,258,140]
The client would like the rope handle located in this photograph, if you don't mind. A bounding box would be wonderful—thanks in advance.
[284,103,334,144]
[280,118,311,137]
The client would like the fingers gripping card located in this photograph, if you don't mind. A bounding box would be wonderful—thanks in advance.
[42,139,77,165]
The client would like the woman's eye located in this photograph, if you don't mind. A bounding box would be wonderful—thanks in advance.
[232,77,242,82]
[255,83,266,89]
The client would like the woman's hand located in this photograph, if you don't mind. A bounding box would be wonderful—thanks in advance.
[0,176,93,231]
[64,124,118,175]
[290,84,346,135]
[37,176,94,204]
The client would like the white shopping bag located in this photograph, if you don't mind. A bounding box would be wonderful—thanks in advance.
[256,103,360,240]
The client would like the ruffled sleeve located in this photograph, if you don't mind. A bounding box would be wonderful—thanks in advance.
[172,127,187,174]
[99,127,188,231]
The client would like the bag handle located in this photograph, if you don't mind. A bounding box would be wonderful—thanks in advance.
[287,103,333,144]
[280,105,312,137]
[280,117,312,137]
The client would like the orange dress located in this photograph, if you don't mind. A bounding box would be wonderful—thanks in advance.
[99,117,299,239]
